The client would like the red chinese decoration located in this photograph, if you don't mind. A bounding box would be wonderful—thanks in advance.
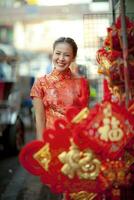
[19,101,134,199]
[96,16,134,99]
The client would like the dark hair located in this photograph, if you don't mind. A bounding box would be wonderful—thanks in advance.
[53,37,78,58]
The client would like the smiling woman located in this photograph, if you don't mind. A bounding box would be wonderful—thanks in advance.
[30,37,89,140]
[52,38,76,71]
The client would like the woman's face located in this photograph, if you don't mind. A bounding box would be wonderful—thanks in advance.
[52,42,74,71]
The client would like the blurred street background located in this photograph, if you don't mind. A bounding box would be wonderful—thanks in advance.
[0,0,134,199]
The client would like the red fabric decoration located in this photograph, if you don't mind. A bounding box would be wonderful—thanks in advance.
[103,79,112,101]
[19,140,45,175]
[72,101,134,159]
[19,100,134,197]
[96,15,134,95]
[19,118,107,195]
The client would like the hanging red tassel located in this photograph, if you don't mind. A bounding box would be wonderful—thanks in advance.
[111,185,121,200]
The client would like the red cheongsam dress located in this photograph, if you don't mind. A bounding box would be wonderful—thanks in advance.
[30,67,89,129]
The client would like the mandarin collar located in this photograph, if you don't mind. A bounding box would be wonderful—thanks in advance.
[50,67,72,81]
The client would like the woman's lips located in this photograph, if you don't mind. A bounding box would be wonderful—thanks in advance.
[57,63,65,67]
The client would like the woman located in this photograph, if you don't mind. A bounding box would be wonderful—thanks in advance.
[30,37,89,140]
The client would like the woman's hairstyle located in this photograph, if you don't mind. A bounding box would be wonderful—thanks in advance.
[53,37,78,58]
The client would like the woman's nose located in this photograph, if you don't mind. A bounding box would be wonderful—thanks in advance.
[59,54,64,61]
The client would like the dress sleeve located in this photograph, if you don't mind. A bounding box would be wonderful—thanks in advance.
[80,77,90,107]
[74,77,90,108]
[30,77,44,99]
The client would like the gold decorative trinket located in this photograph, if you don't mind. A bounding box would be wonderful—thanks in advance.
[71,107,89,124]
[58,139,101,180]
[70,191,97,200]
[33,143,51,171]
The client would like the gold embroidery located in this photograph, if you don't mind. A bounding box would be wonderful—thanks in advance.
[58,139,101,180]
[71,107,89,124]
[98,104,123,142]
[33,143,51,171]
[70,191,97,200]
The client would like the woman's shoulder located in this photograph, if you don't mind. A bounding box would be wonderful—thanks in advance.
[71,72,80,79]
[35,75,47,83]
[32,75,48,88]
[71,74,89,89]
[71,73,87,81]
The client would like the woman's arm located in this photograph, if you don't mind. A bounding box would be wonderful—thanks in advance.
[32,98,46,140]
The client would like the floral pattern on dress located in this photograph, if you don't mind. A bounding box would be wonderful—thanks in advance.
[30,68,89,129]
